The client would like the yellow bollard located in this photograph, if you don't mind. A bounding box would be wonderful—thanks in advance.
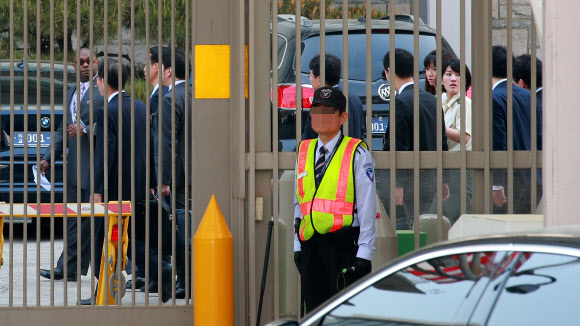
[194,195,234,325]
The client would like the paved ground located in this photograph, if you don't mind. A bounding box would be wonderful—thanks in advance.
[0,225,190,306]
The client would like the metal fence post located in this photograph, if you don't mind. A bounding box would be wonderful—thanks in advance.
[470,0,492,214]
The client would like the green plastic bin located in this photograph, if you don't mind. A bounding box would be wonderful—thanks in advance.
[396,230,427,256]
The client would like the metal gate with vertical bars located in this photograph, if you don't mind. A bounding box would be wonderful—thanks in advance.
[251,0,542,325]
[0,0,542,325]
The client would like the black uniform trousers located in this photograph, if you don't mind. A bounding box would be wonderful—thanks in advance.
[164,195,192,287]
[130,199,173,282]
[298,226,359,313]
[56,186,92,276]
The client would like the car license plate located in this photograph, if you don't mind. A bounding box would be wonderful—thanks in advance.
[13,132,51,148]
[371,116,388,134]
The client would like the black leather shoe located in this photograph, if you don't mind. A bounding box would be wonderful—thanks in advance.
[80,298,93,305]
[160,266,172,303]
[175,287,186,299]
[127,277,145,290]
[146,281,158,293]
[40,268,77,281]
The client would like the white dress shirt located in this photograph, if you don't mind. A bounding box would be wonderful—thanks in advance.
[168,79,186,91]
[492,78,508,90]
[293,131,377,261]
[70,80,91,123]
[150,84,160,99]
[398,81,414,94]
[107,90,127,103]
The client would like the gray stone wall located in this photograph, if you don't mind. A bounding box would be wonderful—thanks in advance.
[492,0,541,57]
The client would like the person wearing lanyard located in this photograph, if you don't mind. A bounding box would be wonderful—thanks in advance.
[39,48,102,282]
[293,86,377,313]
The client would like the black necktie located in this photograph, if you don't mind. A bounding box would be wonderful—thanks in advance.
[315,146,327,185]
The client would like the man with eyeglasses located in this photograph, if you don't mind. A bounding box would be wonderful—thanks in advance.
[302,53,365,141]
[293,86,376,313]
[39,47,104,282]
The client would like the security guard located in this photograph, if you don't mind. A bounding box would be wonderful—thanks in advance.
[293,87,377,313]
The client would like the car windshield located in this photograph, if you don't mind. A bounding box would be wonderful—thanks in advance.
[320,251,506,325]
[301,32,438,81]
[0,78,66,107]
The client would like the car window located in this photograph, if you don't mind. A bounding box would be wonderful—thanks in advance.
[320,251,504,325]
[0,78,66,106]
[277,34,288,69]
[300,32,438,81]
[486,252,580,326]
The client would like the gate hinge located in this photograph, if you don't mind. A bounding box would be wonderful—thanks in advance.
[243,153,249,170]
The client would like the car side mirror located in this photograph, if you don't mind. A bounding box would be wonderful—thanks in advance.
[1,130,11,150]
[265,318,300,326]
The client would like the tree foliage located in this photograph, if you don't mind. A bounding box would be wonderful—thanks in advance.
[133,0,190,49]
[0,0,190,56]
[277,0,386,20]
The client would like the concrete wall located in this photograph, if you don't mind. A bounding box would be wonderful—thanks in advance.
[544,0,580,226]
[425,0,472,68]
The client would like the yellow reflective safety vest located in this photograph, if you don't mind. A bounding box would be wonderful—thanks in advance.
[296,136,366,241]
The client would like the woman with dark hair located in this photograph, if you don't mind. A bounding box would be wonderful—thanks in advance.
[423,49,455,95]
[433,58,473,223]
[441,58,472,151]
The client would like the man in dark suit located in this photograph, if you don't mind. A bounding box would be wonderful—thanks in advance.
[514,54,543,205]
[145,46,169,170]
[492,46,534,213]
[39,48,103,281]
[302,53,366,141]
[157,47,193,298]
[83,58,171,304]
[129,46,171,292]
[381,49,449,230]
[513,54,542,151]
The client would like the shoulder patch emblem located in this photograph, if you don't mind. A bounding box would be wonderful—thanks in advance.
[364,164,374,182]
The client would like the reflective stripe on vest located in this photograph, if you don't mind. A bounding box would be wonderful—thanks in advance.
[296,136,363,241]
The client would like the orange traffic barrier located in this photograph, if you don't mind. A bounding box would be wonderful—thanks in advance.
[0,216,3,268]
[0,202,131,283]
[194,195,234,325]
[97,201,131,305]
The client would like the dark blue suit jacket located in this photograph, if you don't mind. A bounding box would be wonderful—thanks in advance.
[95,92,156,202]
[492,80,534,187]
[150,85,168,116]
[492,81,533,152]
[150,85,169,166]
[535,88,542,151]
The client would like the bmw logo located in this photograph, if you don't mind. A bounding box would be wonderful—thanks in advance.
[40,117,50,128]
